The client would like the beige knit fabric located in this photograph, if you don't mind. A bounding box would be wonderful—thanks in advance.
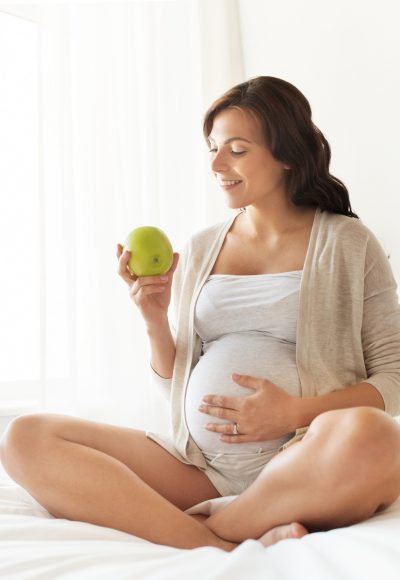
[149,208,400,469]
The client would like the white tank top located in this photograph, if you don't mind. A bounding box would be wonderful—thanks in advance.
[184,271,302,454]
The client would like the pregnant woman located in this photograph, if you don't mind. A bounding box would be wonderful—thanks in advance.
[1,76,400,552]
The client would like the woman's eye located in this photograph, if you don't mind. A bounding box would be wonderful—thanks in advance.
[208,149,246,156]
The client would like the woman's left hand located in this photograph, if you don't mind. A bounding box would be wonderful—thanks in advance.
[198,373,299,443]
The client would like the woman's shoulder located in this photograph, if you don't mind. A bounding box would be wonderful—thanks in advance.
[320,210,390,260]
[321,210,377,240]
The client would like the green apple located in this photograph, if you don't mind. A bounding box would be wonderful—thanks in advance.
[123,226,173,277]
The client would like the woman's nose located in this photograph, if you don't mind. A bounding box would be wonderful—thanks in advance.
[210,150,229,173]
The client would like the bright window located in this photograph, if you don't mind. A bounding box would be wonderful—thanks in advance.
[0,12,41,400]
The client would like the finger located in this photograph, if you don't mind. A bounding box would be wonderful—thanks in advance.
[170,252,179,274]
[116,243,123,259]
[160,252,180,283]
[134,274,170,288]
[205,421,242,434]
[231,373,264,390]
[130,283,167,299]
[201,394,240,410]
[218,434,249,444]
[198,404,238,421]
[117,250,137,284]
[130,274,168,297]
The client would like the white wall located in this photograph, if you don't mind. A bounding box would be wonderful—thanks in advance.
[238,0,400,283]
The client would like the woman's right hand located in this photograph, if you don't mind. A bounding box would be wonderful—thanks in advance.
[116,244,179,328]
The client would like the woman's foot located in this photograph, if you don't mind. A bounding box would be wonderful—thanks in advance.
[257,522,309,547]
[190,514,308,549]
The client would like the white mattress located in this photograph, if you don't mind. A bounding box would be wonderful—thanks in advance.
[0,482,399,579]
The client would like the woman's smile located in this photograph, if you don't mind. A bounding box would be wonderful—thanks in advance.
[218,180,243,191]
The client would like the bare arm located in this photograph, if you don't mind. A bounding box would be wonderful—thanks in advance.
[293,381,385,429]
[198,376,386,443]
[116,244,179,381]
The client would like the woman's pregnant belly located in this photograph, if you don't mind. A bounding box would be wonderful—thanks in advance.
[184,332,301,455]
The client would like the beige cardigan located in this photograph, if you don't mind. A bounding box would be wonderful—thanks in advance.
[149,208,400,469]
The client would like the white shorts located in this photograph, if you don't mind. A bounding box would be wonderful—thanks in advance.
[200,449,279,496]
[146,430,307,496]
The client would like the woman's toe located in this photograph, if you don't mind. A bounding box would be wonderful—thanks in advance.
[290,522,308,539]
[257,522,309,547]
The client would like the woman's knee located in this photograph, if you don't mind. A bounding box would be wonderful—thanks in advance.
[0,413,59,476]
[311,406,394,440]
[310,406,400,477]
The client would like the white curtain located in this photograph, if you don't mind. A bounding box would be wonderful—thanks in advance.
[0,1,244,434]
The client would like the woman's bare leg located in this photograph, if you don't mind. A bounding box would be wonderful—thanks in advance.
[205,407,400,542]
[0,413,235,551]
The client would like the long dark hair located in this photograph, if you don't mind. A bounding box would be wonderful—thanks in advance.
[203,76,359,219]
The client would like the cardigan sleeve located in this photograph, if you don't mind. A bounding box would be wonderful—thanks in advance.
[147,312,177,402]
[361,230,400,416]
[149,364,172,401]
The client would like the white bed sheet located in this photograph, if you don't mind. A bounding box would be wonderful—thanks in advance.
[0,482,399,580]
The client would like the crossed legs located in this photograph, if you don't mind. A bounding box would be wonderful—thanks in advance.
[0,406,399,550]
[0,415,234,551]
[204,406,400,542]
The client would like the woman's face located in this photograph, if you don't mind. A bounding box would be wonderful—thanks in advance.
[208,107,289,210]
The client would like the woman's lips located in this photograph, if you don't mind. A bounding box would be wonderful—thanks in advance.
[218,181,242,191]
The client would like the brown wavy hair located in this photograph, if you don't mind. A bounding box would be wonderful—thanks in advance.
[203,76,359,219]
